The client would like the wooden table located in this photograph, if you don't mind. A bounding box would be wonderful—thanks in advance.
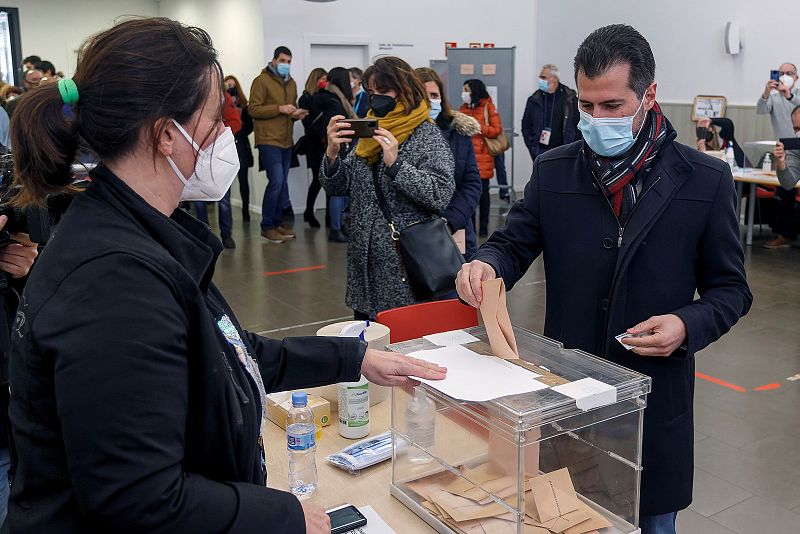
[733,169,800,246]
[263,398,435,534]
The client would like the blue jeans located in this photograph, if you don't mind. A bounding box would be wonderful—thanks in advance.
[329,196,349,230]
[258,145,292,230]
[193,189,233,237]
[640,512,677,534]
[0,447,10,525]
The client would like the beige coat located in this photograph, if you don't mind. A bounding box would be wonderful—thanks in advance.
[248,67,298,148]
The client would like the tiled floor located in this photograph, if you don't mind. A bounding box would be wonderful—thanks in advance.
[208,199,800,534]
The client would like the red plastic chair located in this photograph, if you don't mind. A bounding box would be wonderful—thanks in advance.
[377,299,479,343]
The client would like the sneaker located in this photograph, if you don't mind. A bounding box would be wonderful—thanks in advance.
[277,226,296,239]
[328,229,349,243]
[762,235,793,249]
[221,235,236,249]
[261,228,286,243]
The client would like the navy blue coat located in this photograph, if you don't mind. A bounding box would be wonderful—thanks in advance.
[474,136,752,516]
[438,112,482,257]
[521,83,580,160]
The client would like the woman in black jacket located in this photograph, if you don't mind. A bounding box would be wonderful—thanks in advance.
[224,75,254,221]
[299,68,327,227]
[310,67,357,242]
[5,18,444,534]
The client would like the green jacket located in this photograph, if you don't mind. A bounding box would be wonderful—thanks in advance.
[248,67,298,148]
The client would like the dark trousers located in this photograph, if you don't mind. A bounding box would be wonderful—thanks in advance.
[776,187,798,239]
[494,153,508,198]
[193,188,233,237]
[237,165,250,214]
[305,164,322,215]
[259,145,292,230]
[479,179,491,234]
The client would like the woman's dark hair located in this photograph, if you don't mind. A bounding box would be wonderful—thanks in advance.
[415,67,454,120]
[463,79,490,107]
[224,74,248,107]
[326,67,352,104]
[573,24,655,98]
[22,55,40,66]
[34,60,56,77]
[10,17,222,206]
[363,56,427,115]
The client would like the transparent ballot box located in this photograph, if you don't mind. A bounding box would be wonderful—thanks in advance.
[388,326,651,534]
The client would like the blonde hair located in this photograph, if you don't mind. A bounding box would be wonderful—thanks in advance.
[304,67,327,95]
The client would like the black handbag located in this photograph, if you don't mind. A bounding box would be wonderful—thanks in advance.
[371,164,464,300]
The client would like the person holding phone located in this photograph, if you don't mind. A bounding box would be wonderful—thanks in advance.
[757,63,799,139]
[767,106,800,249]
[321,56,455,320]
[4,19,446,533]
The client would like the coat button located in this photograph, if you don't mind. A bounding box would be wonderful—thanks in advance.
[600,299,610,311]
[603,238,614,249]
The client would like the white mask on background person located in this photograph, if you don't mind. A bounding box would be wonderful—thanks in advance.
[780,74,795,90]
[167,120,240,202]
[461,91,471,105]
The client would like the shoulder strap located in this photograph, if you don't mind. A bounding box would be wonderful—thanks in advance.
[370,164,395,228]
[483,103,489,126]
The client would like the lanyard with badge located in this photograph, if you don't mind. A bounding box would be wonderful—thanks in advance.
[354,90,365,114]
[539,91,557,146]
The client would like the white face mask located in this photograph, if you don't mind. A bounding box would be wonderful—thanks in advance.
[167,120,240,202]
[780,74,796,90]
[461,91,471,105]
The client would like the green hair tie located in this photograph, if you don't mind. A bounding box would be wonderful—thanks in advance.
[58,78,79,106]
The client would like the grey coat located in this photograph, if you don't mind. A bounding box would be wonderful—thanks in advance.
[321,121,455,318]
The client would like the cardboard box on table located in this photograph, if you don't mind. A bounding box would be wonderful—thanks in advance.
[387,324,651,534]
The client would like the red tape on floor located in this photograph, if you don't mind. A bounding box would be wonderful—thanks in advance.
[753,383,781,391]
[695,371,747,393]
[263,264,326,276]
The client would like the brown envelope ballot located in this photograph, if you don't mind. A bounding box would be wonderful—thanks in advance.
[562,504,612,534]
[431,489,510,523]
[480,278,519,359]
[528,468,581,522]
[538,509,591,533]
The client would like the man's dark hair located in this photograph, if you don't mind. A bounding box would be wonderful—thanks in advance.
[22,55,40,66]
[273,46,292,60]
[34,60,56,76]
[573,24,655,97]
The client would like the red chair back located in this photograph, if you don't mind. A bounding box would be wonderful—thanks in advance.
[377,299,479,343]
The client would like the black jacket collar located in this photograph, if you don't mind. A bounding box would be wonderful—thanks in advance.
[87,163,222,289]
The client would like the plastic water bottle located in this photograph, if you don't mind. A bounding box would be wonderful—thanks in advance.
[287,392,317,498]
[725,145,736,170]
[406,387,436,464]
[762,153,772,172]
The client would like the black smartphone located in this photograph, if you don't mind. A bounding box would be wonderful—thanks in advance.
[327,504,367,534]
[337,118,379,139]
[770,70,780,82]
[779,137,800,151]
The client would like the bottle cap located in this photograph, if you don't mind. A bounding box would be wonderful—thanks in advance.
[292,391,308,407]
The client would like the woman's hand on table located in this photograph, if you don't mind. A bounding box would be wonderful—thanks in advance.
[361,349,447,387]
[302,502,331,534]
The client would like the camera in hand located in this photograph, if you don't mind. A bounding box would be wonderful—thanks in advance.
[0,149,74,249]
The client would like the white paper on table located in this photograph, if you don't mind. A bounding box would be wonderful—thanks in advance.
[343,506,396,534]
[551,377,617,410]
[423,329,480,347]
[408,345,548,402]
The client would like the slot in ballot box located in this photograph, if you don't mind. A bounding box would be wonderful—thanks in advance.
[387,326,651,534]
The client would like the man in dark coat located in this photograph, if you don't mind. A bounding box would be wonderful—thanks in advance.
[521,64,580,161]
[456,25,751,534]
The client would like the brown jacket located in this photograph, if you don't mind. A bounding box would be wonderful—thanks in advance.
[248,67,298,148]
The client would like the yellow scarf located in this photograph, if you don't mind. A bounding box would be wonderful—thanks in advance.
[355,101,431,165]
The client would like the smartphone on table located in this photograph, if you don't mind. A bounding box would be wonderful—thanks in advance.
[337,118,379,139]
[327,504,368,534]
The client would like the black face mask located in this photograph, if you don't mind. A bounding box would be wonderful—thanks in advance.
[370,94,396,118]
[226,87,238,98]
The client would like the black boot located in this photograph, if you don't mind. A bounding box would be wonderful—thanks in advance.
[328,229,348,243]
[304,210,321,228]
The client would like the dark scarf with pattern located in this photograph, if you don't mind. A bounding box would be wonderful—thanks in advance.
[586,102,670,224]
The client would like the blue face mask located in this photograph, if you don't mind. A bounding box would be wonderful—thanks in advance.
[537,78,549,92]
[276,63,290,78]
[577,96,646,157]
[429,99,442,120]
